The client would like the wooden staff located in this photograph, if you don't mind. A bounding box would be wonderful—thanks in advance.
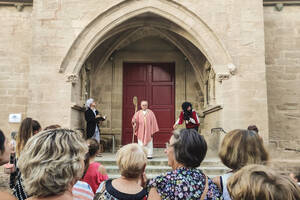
[132,96,138,143]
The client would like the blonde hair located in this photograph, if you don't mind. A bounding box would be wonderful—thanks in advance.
[219,129,269,170]
[227,164,300,200]
[116,143,147,179]
[18,129,88,198]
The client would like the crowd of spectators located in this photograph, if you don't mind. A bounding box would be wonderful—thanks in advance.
[0,119,299,200]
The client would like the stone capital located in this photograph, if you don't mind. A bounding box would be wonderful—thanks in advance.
[66,74,78,84]
[217,73,230,83]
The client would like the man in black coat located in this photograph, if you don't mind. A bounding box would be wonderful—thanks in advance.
[85,98,105,141]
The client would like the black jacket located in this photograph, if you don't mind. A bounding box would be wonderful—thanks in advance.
[85,108,105,139]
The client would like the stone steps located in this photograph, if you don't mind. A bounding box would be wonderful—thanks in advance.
[100,159,168,166]
[98,159,224,167]
[95,153,229,179]
[104,165,228,178]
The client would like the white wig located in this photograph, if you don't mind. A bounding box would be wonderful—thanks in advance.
[85,98,94,109]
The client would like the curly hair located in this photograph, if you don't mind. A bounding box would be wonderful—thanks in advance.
[227,164,300,200]
[18,128,88,198]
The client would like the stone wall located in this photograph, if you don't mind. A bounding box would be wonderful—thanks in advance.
[202,109,223,157]
[0,6,32,136]
[264,6,300,159]
[0,0,269,157]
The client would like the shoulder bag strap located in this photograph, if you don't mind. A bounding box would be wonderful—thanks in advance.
[200,175,209,200]
[94,181,106,200]
[99,181,106,193]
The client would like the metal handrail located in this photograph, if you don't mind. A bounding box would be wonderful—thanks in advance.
[211,127,227,134]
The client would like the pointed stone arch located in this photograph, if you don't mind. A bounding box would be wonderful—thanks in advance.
[94,27,206,93]
[59,0,234,77]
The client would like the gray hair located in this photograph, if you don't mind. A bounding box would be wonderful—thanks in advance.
[85,98,94,109]
[18,128,88,197]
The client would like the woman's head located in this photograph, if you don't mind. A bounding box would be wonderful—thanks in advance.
[219,129,269,171]
[0,129,11,165]
[16,118,41,157]
[227,164,300,200]
[165,129,207,169]
[85,98,95,109]
[18,128,88,198]
[32,120,41,134]
[116,143,147,179]
[87,139,99,157]
[181,102,192,111]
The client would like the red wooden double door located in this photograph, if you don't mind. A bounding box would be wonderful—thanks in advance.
[122,63,175,148]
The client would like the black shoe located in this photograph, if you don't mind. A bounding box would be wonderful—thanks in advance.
[147,157,153,159]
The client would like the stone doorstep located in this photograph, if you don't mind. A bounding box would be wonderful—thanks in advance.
[95,153,226,166]
[99,159,226,167]
[96,153,229,179]
[108,174,223,179]
[105,165,229,174]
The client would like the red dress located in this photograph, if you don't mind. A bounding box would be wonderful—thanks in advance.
[82,162,109,193]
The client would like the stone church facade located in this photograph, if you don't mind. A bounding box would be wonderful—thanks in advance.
[0,0,299,169]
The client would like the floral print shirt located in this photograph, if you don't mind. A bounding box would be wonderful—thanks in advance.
[148,167,222,200]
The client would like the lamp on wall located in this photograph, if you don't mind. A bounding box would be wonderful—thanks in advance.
[275,3,284,11]
[14,3,24,11]
[228,63,237,75]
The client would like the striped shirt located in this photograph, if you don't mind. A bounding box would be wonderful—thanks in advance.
[73,181,94,200]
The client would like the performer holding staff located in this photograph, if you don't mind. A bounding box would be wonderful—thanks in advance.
[85,98,106,142]
[173,102,200,131]
[132,100,159,159]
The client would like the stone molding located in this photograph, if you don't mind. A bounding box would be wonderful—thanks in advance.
[0,0,32,3]
[203,105,223,116]
[0,0,32,11]
[264,0,300,11]
[264,0,300,6]
[94,26,207,93]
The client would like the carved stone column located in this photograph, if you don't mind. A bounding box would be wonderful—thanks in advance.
[208,68,216,105]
